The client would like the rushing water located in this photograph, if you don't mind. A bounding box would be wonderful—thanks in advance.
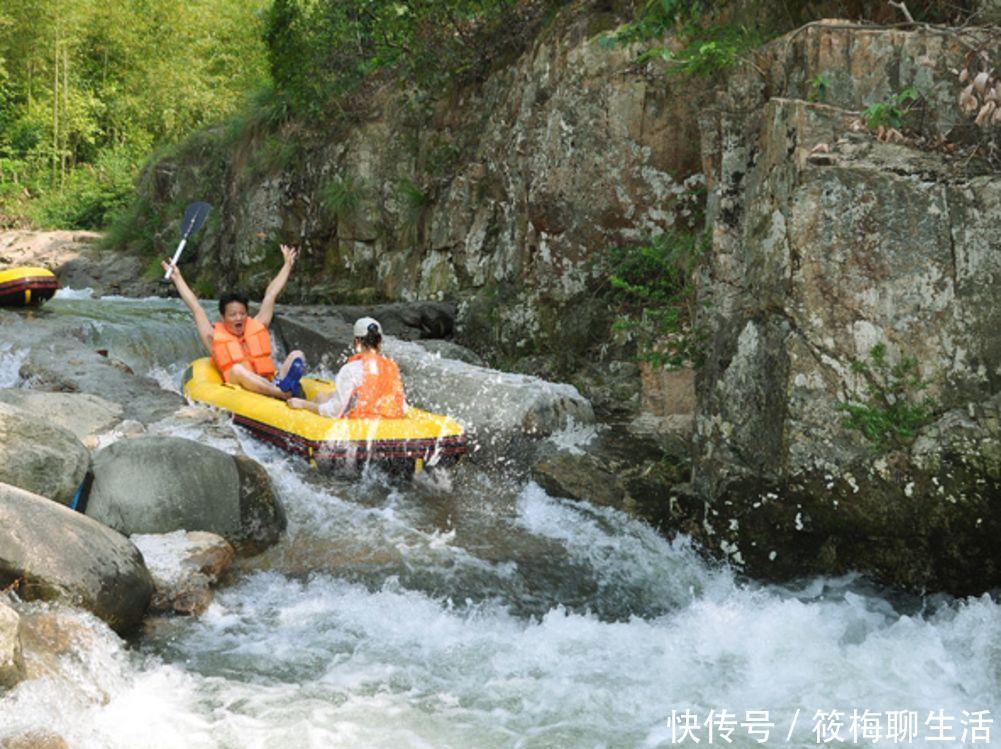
[2,296,1001,748]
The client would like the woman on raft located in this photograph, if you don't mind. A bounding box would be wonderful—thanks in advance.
[288,317,408,419]
[162,244,306,400]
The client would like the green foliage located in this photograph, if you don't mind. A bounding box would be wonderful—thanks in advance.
[837,343,938,450]
[28,147,138,229]
[665,25,764,76]
[321,174,366,221]
[607,229,709,369]
[263,0,541,115]
[395,176,432,242]
[0,0,269,229]
[398,177,430,217]
[243,134,300,179]
[600,1,763,78]
[598,0,688,47]
[809,72,829,103]
[862,86,920,130]
[103,196,156,255]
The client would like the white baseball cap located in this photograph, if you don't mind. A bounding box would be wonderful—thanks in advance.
[353,317,382,337]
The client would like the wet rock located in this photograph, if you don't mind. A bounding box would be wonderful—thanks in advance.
[0,598,25,690]
[275,301,456,348]
[131,531,235,615]
[0,389,122,443]
[412,339,486,367]
[532,424,690,528]
[0,482,153,633]
[628,412,694,460]
[0,401,89,506]
[570,360,642,422]
[390,338,594,460]
[533,450,626,508]
[85,436,285,552]
[15,603,122,706]
[234,456,287,553]
[82,418,148,451]
[19,337,183,424]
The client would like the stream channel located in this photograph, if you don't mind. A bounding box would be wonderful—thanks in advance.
[1,291,1000,748]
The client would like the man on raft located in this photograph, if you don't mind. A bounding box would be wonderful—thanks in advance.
[288,317,407,418]
[162,244,306,400]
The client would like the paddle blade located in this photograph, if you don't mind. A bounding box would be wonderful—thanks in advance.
[179,201,212,240]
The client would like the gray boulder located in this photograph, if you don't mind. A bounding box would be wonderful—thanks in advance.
[19,337,183,424]
[389,338,595,459]
[0,389,122,444]
[273,311,595,461]
[0,402,89,506]
[0,482,153,633]
[85,436,285,552]
[532,423,690,528]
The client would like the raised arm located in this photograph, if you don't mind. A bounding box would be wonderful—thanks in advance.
[162,261,214,352]
[255,244,298,328]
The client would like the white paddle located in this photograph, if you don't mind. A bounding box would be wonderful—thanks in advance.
[162,201,212,280]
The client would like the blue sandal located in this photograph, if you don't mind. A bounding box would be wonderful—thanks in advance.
[275,357,305,397]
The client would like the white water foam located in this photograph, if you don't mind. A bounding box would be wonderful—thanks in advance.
[148,364,187,395]
[53,286,95,300]
[6,562,997,749]
[6,478,1000,749]
[0,343,27,387]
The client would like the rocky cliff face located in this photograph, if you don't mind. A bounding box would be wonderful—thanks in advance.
[139,6,703,375]
[692,21,1001,593]
[134,4,1001,594]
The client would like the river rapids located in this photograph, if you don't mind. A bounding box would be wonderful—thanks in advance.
[1,292,999,748]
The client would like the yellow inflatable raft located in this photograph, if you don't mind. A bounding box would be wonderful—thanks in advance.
[0,267,59,306]
[182,357,466,467]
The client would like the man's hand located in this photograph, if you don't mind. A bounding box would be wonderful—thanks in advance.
[280,244,298,267]
[161,260,182,283]
[287,397,308,410]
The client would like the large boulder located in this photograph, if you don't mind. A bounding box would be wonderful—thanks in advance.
[19,337,183,424]
[0,389,122,444]
[0,402,88,506]
[532,422,690,527]
[274,312,595,460]
[14,603,126,711]
[85,436,285,552]
[0,482,153,633]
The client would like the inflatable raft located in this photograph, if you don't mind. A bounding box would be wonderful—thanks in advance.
[0,267,59,306]
[182,357,466,468]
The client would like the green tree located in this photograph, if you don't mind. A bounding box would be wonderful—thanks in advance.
[0,0,270,228]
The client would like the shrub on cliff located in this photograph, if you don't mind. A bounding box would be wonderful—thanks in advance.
[607,229,708,369]
[263,0,557,116]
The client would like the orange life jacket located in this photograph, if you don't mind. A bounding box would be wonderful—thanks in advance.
[346,351,406,418]
[211,317,276,380]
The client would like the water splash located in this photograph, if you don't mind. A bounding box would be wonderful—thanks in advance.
[53,287,95,300]
[0,344,27,387]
